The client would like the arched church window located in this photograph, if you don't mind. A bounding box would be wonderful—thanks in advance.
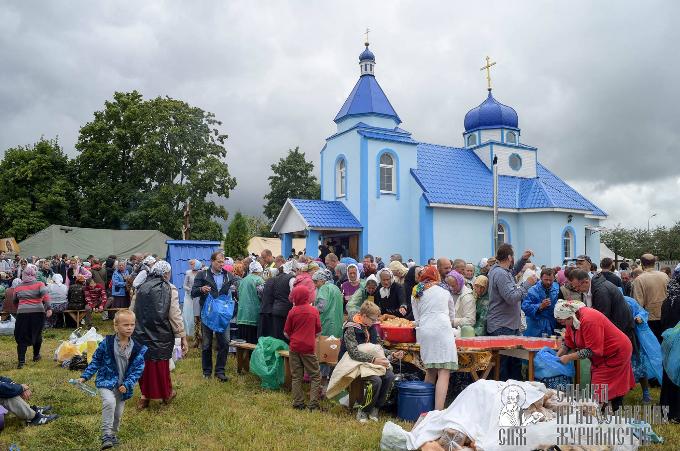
[563,229,573,259]
[379,153,394,193]
[467,134,477,147]
[506,131,517,144]
[496,223,507,249]
[336,158,346,198]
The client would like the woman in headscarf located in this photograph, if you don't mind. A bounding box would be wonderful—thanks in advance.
[131,260,187,409]
[65,257,92,287]
[443,270,476,329]
[180,260,202,347]
[312,269,343,339]
[346,274,379,317]
[334,263,348,290]
[472,275,489,336]
[290,262,318,305]
[411,266,457,410]
[13,264,52,368]
[111,261,130,309]
[45,274,68,328]
[236,261,265,344]
[554,299,635,412]
[341,264,363,308]
[660,266,680,422]
[132,255,157,290]
[375,268,407,317]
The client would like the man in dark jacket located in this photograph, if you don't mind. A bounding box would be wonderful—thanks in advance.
[191,251,238,382]
[566,269,636,348]
[599,258,623,288]
[0,376,57,426]
[270,263,296,342]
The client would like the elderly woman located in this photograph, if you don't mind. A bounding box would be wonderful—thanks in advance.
[412,266,458,410]
[472,275,489,336]
[443,270,476,329]
[290,262,318,304]
[111,261,130,308]
[13,264,52,367]
[312,269,344,338]
[236,261,265,344]
[45,274,68,328]
[132,255,157,289]
[555,300,635,412]
[375,268,407,317]
[341,264,363,307]
[388,260,408,286]
[334,263,348,289]
[132,261,187,409]
[346,274,380,317]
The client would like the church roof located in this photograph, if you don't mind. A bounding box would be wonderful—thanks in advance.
[464,91,519,132]
[288,199,362,229]
[412,144,606,216]
[334,75,401,124]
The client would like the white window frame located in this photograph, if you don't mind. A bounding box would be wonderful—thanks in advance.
[336,158,346,198]
[506,131,517,144]
[467,134,477,147]
[497,223,506,248]
[563,230,573,259]
[379,153,395,194]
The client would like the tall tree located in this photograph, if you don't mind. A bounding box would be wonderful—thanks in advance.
[224,212,249,258]
[263,147,320,223]
[243,215,274,238]
[0,138,78,241]
[75,91,236,239]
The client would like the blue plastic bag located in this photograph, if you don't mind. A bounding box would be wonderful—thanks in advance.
[624,296,663,382]
[534,346,575,379]
[662,322,680,387]
[200,292,235,333]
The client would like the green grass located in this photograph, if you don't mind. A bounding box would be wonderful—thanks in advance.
[0,320,676,450]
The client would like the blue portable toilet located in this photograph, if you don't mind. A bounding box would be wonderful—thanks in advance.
[166,240,222,304]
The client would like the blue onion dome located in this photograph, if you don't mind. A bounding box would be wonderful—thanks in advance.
[359,43,375,62]
[464,91,518,131]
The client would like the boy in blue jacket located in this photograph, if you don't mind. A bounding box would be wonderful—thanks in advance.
[79,309,147,449]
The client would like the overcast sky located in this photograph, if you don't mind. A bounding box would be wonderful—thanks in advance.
[1,1,678,230]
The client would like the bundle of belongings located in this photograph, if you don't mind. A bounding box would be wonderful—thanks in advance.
[380,379,646,451]
[326,343,390,400]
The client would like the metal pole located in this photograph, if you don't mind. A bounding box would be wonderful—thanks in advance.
[492,155,499,255]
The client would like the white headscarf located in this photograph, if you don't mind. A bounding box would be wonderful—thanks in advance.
[151,260,171,276]
[52,274,64,285]
[554,299,585,329]
[282,260,295,274]
[143,255,157,266]
[249,261,263,274]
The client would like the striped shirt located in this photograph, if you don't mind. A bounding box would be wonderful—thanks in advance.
[13,281,50,314]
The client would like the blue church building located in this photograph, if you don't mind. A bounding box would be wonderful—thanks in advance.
[272,43,606,266]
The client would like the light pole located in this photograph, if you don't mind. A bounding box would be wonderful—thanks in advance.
[647,213,657,232]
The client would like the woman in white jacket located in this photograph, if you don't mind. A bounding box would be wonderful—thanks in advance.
[444,270,476,329]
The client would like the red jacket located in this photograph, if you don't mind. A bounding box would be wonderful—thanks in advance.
[83,283,107,309]
[284,304,321,354]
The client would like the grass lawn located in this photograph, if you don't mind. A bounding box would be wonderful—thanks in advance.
[0,319,676,450]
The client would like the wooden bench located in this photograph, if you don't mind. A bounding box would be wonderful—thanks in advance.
[231,341,257,374]
[64,310,87,326]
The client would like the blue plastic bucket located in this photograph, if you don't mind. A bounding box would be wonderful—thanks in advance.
[397,381,435,422]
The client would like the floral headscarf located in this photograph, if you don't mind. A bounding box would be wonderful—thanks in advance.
[312,269,333,282]
[554,299,585,329]
[21,264,38,283]
[151,260,171,276]
[413,265,440,299]
[445,270,465,295]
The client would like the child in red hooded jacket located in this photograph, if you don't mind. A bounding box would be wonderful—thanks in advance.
[284,285,321,410]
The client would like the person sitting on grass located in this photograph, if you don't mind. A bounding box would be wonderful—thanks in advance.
[339,301,404,423]
[0,375,57,426]
[78,309,147,450]
[284,285,322,411]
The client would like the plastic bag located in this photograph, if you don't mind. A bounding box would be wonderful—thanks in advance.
[75,327,104,353]
[662,322,680,387]
[0,315,15,336]
[636,321,663,382]
[534,346,575,379]
[55,342,81,362]
[201,292,234,333]
[249,336,289,390]
[182,294,195,337]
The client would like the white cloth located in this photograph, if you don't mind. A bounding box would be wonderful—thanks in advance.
[326,343,387,399]
[411,285,458,367]
[452,285,476,328]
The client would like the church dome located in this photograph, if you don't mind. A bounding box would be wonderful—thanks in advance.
[464,91,518,132]
[359,45,375,62]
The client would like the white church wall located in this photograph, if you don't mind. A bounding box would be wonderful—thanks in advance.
[336,115,399,133]
[473,144,492,170]
[493,144,537,178]
[480,129,501,143]
[432,208,495,262]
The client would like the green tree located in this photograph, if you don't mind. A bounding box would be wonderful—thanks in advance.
[223,212,249,258]
[602,226,635,261]
[244,215,274,238]
[75,91,236,239]
[263,147,320,223]
[0,138,78,241]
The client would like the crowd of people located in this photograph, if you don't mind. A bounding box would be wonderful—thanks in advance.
[1,243,679,448]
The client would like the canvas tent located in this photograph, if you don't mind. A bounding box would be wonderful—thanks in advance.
[18,225,172,258]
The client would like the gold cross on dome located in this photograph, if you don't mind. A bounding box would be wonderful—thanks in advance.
[480,56,496,91]
[364,27,370,45]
